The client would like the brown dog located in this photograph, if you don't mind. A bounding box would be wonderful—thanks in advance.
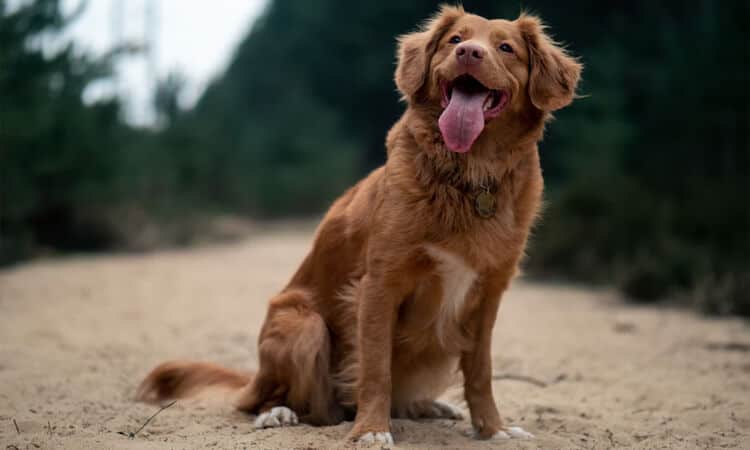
[136,6,581,444]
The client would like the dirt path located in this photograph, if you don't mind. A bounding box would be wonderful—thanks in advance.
[1,229,748,449]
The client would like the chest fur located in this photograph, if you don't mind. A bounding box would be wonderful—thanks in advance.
[423,245,478,346]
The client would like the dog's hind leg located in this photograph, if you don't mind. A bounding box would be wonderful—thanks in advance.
[394,399,464,420]
[235,288,344,426]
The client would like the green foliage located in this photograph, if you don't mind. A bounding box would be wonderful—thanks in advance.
[523,0,749,315]
[154,72,185,128]
[0,0,127,262]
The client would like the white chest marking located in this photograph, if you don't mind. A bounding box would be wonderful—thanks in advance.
[424,245,478,344]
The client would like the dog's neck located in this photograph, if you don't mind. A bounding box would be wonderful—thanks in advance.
[382,106,545,232]
[392,105,545,192]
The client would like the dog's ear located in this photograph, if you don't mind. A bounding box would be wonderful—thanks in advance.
[395,5,464,100]
[518,14,582,111]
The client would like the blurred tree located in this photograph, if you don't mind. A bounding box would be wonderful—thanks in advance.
[154,71,185,128]
[517,0,750,314]
[0,0,126,261]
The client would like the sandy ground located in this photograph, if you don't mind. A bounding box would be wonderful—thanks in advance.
[1,228,749,449]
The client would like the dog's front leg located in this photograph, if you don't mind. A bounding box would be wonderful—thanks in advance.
[460,282,504,439]
[461,272,534,440]
[347,273,408,444]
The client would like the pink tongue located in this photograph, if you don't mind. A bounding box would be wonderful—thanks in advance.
[438,88,489,153]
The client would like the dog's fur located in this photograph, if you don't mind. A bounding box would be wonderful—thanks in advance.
[136,6,580,442]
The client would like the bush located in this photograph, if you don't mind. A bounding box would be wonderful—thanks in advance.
[693,272,750,317]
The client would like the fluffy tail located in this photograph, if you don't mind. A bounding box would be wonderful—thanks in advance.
[135,360,253,403]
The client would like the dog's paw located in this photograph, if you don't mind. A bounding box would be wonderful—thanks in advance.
[357,431,394,445]
[431,400,464,420]
[399,399,464,420]
[424,400,464,420]
[491,426,534,439]
[466,426,534,440]
[254,406,299,429]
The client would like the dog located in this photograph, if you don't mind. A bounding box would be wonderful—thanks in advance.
[136,5,581,444]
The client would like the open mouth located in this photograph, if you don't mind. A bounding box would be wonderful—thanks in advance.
[438,75,510,153]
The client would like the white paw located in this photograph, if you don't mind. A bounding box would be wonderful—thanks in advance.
[432,400,464,420]
[254,406,299,429]
[358,431,394,445]
[491,426,534,439]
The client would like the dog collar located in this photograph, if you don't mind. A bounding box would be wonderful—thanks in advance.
[422,160,501,219]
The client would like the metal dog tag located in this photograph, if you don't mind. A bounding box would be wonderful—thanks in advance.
[474,189,496,219]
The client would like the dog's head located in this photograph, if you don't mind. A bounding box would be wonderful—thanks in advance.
[395,6,582,153]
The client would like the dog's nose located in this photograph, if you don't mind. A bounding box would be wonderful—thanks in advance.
[455,43,485,66]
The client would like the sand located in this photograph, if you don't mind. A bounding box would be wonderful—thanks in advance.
[1,228,749,449]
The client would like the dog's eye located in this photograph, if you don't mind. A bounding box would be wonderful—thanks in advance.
[499,43,514,53]
[448,35,461,44]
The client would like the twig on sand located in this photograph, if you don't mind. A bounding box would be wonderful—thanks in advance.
[492,373,548,388]
[705,341,750,352]
[12,417,21,434]
[118,400,177,439]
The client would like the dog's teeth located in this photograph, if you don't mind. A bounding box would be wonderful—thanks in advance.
[483,96,493,111]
